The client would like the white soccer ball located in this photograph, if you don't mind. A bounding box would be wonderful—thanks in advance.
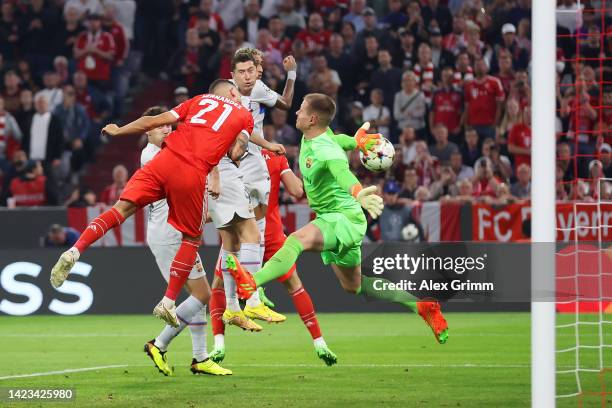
[359,137,395,172]
[401,223,419,241]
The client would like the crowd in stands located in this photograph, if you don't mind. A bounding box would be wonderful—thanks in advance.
[0,0,610,219]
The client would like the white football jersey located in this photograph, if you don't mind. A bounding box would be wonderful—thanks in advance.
[232,79,279,155]
[141,143,182,245]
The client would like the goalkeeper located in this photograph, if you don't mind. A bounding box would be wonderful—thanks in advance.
[227,93,449,344]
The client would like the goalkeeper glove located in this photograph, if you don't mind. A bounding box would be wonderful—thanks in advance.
[354,122,382,154]
[351,185,384,219]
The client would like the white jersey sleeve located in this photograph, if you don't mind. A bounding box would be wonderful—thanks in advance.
[250,79,279,108]
[141,144,182,245]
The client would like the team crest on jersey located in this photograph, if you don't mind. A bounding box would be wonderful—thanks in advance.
[305,157,313,168]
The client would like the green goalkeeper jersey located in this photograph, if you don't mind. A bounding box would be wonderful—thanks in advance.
[299,131,364,224]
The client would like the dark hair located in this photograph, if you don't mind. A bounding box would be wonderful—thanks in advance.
[142,106,166,117]
[304,93,336,126]
[231,48,257,71]
[209,79,235,93]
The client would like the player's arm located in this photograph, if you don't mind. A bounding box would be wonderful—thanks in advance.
[326,159,383,219]
[228,133,249,161]
[329,122,381,153]
[250,132,286,155]
[208,166,221,199]
[102,112,178,138]
[274,56,297,110]
[280,169,304,199]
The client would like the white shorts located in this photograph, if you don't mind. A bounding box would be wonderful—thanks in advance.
[148,242,206,282]
[208,157,254,228]
[239,152,270,207]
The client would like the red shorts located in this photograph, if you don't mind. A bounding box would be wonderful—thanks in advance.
[120,148,207,237]
[213,234,296,283]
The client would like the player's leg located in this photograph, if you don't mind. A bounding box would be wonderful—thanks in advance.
[281,271,337,366]
[331,263,449,344]
[208,263,227,363]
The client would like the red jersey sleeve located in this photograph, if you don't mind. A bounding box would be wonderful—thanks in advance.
[493,77,505,100]
[170,97,194,121]
[242,112,254,137]
[279,155,290,174]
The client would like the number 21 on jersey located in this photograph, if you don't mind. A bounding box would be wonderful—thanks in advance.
[190,98,233,131]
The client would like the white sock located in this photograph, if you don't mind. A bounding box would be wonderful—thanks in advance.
[154,295,203,351]
[189,305,208,362]
[314,337,327,347]
[256,217,266,260]
[214,334,225,349]
[161,296,175,309]
[220,248,241,312]
[242,243,263,308]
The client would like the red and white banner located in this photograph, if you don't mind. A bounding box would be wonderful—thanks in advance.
[472,202,612,242]
[413,202,462,242]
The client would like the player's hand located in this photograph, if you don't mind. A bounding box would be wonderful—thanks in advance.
[283,55,297,72]
[268,143,286,155]
[194,254,204,273]
[354,122,382,154]
[101,124,120,137]
[209,174,221,200]
[353,185,384,219]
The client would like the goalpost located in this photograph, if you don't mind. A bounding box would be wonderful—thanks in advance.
[531,0,557,406]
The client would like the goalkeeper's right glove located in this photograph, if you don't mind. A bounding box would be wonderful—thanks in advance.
[354,122,382,154]
[351,184,384,219]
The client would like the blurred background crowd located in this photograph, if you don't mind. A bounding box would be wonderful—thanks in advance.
[0,0,610,219]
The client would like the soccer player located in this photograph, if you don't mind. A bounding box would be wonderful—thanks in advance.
[139,106,231,376]
[207,49,296,334]
[227,94,450,345]
[49,80,254,328]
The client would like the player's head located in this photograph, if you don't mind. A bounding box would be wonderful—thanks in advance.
[143,106,172,147]
[231,49,258,93]
[209,79,241,103]
[242,48,264,79]
[295,93,336,132]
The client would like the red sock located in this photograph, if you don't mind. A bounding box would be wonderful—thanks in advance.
[74,207,125,253]
[164,239,199,300]
[209,288,226,336]
[290,286,322,340]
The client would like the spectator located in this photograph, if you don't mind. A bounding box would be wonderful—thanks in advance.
[363,89,391,140]
[16,60,39,93]
[268,15,293,56]
[370,49,402,111]
[353,7,391,56]
[100,164,128,204]
[325,33,353,94]
[271,108,300,146]
[21,94,63,174]
[429,27,455,70]
[36,72,64,112]
[103,3,130,118]
[54,6,84,59]
[73,70,111,134]
[296,13,331,55]
[413,140,437,186]
[449,151,474,181]
[452,51,474,90]
[53,56,71,86]
[557,142,575,183]
[343,0,366,33]
[422,0,453,36]
[278,0,305,30]
[230,25,254,51]
[511,163,531,199]
[413,43,436,105]
[0,96,23,171]
[14,90,35,136]
[1,149,28,204]
[430,164,457,200]
[53,84,90,176]
[429,124,459,164]
[472,157,499,199]
[9,160,57,207]
[383,0,408,31]
[495,49,516,94]
[344,101,365,135]
[399,127,417,166]
[398,167,419,203]
[414,185,431,202]
[307,54,341,99]
[0,2,21,61]
[464,57,505,141]
[508,106,532,172]
[74,13,116,89]
[485,142,513,182]
[188,0,225,33]
[21,0,59,77]
[379,179,422,242]
[394,71,427,139]
[341,21,357,54]
[291,39,311,84]
[354,35,380,102]
[405,0,426,39]
[446,178,474,203]
[2,71,22,114]
[494,23,529,71]
[45,223,80,247]
[66,185,97,207]
[63,0,103,20]
[217,0,244,31]
[238,0,269,45]
[393,28,416,71]
[461,128,481,168]
[601,143,612,178]
[429,66,463,142]
[443,15,467,56]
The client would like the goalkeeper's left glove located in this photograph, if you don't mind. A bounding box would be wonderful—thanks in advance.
[351,184,384,219]
[354,122,382,154]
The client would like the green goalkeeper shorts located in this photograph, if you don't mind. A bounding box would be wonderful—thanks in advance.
[311,211,366,268]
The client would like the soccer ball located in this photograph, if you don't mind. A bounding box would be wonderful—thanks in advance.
[401,223,419,241]
[359,137,395,172]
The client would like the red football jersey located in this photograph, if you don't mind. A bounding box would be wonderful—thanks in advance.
[508,123,532,169]
[75,31,116,81]
[464,76,505,126]
[263,149,291,243]
[431,88,463,133]
[167,94,254,172]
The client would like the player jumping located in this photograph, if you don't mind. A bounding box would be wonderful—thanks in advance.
[50,80,254,328]
[139,106,231,376]
[227,94,450,345]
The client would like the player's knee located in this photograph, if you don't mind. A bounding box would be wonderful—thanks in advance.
[289,230,310,249]
[339,279,360,294]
